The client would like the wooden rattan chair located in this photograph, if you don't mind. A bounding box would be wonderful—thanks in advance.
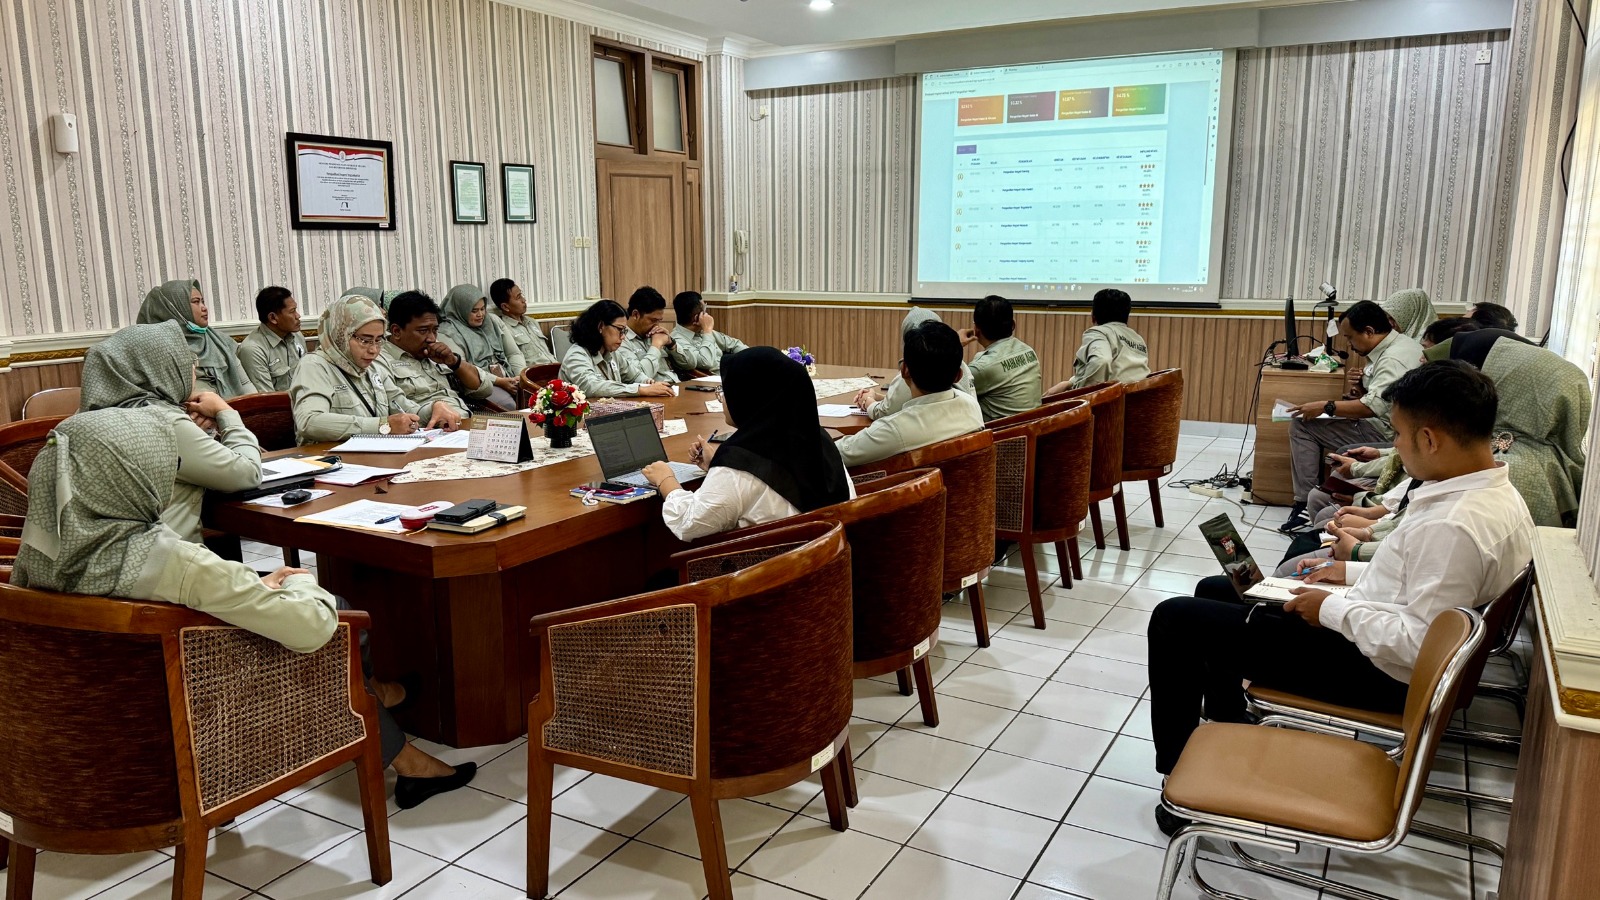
[20,387,80,420]
[229,392,298,452]
[1158,608,1484,900]
[1120,369,1184,527]
[987,400,1093,626]
[704,469,948,727]
[0,585,392,898]
[1043,381,1128,551]
[0,416,66,518]
[526,521,858,900]
[517,363,562,408]
[850,430,998,646]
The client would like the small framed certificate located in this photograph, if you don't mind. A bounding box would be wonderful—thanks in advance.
[503,163,536,224]
[285,132,396,230]
[450,160,488,225]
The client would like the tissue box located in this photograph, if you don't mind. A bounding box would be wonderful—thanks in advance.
[587,400,666,432]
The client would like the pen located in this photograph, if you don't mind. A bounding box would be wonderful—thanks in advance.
[1295,559,1335,577]
[374,515,400,524]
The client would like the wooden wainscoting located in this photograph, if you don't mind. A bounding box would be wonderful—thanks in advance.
[712,301,1292,424]
[0,360,84,424]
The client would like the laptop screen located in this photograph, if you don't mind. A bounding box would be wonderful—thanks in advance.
[1196,513,1264,599]
[588,407,668,478]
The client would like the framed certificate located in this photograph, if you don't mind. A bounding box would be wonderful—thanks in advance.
[285,132,396,230]
[451,160,488,225]
[502,163,536,223]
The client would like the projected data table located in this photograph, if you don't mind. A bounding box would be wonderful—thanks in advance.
[948,132,1165,284]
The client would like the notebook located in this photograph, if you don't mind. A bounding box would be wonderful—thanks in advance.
[331,433,430,453]
[1196,513,1352,605]
[587,406,704,489]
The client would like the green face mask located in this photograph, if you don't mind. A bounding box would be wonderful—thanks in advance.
[183,321,208,335]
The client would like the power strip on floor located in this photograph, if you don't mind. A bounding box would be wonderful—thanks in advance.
[1188,485,1223,498]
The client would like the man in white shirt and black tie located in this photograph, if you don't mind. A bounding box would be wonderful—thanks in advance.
[1146,360,1534,837]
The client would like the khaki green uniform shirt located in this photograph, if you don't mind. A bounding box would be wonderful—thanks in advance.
[166,411,262,543]
[619,328,679,383]
[235,324,307,392]
[560,344,649,398]
[836,389,985,468]
[867,365,976,421]
[135,538,337,654]
[289,353,419,443]
[667,324,748,374]
[490,309,558,367]
[373,340,488,418]
[969,335,1042,421]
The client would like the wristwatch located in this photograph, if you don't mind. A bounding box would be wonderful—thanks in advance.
[379,422,392,434]
[446,353,462,371]
[1323,400,1338,417]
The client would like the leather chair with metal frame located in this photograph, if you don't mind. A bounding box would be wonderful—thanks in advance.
[525,522,858,900]
[20,387,81,420]
[1157,607,1485,900]
[1042,381,1129,551]
[229,391,298,452]
[985,400,1093,626]
[847,430,998,647]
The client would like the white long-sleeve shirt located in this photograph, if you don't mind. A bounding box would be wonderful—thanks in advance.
[1317,463,1533,681]
[660,464,856,542]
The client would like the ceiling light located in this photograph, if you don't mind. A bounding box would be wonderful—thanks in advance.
[809,0,834,10]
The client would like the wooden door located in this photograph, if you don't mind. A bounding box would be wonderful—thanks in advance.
[682,164,704,296]
[597,158,684,300]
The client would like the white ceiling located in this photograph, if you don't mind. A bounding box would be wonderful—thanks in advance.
[557,0,1334,51]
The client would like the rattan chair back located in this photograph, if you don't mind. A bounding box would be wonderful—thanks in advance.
[862,429,995,592]
[1122,368,1183,475]
[986,401,1091,538]
[1043,381,1126,496]
[0,416,64,518]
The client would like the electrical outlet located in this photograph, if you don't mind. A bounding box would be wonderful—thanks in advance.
[1189,485,1223,498]
[1476,49,1492,65]
[572,236,592,248]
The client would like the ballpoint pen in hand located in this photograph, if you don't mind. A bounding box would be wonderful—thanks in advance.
[1295,559,1335,578]
[692,430,718,464]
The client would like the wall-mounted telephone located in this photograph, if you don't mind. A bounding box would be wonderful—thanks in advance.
[733,229,749,256]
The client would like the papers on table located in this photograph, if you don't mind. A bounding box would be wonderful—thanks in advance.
[314,463,406,486]
[295,499,413,534]
[1245,577,1353,604]
[332,434,428,453]
[817,404,864,418]
[245,488,334,508]
[690,374,723,384]
[1271,398,1335,422]
[424,430,473,449]
[705,401,724,413]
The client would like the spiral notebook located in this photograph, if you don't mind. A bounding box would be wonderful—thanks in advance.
[331,433,431,453]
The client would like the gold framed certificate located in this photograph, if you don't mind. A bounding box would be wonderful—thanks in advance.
[451,160,488,225]
[503,163,536,224]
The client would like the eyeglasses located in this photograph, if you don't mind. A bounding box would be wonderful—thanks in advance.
[350,335,384,347]
[603,323,627,335]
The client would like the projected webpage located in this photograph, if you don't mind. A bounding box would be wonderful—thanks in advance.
[916,51,1227,303]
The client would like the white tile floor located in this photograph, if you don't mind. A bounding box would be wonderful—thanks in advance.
[3,428,1525,899]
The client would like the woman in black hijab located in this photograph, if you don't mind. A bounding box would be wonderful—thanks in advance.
[646,346,853,541]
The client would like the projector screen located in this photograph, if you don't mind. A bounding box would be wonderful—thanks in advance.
[914,50,1233,306]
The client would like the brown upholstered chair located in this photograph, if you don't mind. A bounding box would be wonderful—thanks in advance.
[1043,381,1128,551]
[517,363,562,408]
[1246,565,1533,820]
[20,387,80,420]
[229,391,298,451]
[706,469,948,726]
[1119,369,1184,526]
[526,522,857,900]
[849,430,998,646]
[0,586,391,898]
[0,416,66,518]
[1157,607,1484,900]
[986,400,1093,626]
[0,516,22,539]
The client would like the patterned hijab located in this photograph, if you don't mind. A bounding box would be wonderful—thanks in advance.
[314,294,386,379]
[135,279,252,397]
[440,283,504,368]
[1381,289,1436,342]
[1480,339,1590,527]
[80,321,195,412]
[14,407,181,597]
[901,306,942,336]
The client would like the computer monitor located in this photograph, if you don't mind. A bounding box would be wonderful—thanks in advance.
[1284,296,1299,359]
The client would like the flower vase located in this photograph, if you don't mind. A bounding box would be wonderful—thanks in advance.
[545,421,575,449]
[806,363,817,377]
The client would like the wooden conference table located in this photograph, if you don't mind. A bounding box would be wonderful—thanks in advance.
[209,365,893,747]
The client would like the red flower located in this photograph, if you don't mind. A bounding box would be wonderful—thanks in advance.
[532,412,546,424]
[553,391,571,406]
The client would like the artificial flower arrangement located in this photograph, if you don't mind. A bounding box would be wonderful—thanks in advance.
[785,345,817,375]
[530,378,589,448]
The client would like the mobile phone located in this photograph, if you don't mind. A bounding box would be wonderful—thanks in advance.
[281,489,313,505]
[599,481,635,491]
[686,384,718,392]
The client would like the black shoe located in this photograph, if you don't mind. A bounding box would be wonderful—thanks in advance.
[395,762,478,810]
[1277,502,1308,534]
[1154,804,1191,838]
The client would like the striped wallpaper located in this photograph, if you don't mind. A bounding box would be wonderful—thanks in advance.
[0,0,702,338]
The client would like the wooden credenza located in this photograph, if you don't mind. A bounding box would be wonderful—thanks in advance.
[1250,368,1347,506]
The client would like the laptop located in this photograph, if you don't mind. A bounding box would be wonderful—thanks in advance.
[587,406,705,489]
[1196,513,1349,604]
